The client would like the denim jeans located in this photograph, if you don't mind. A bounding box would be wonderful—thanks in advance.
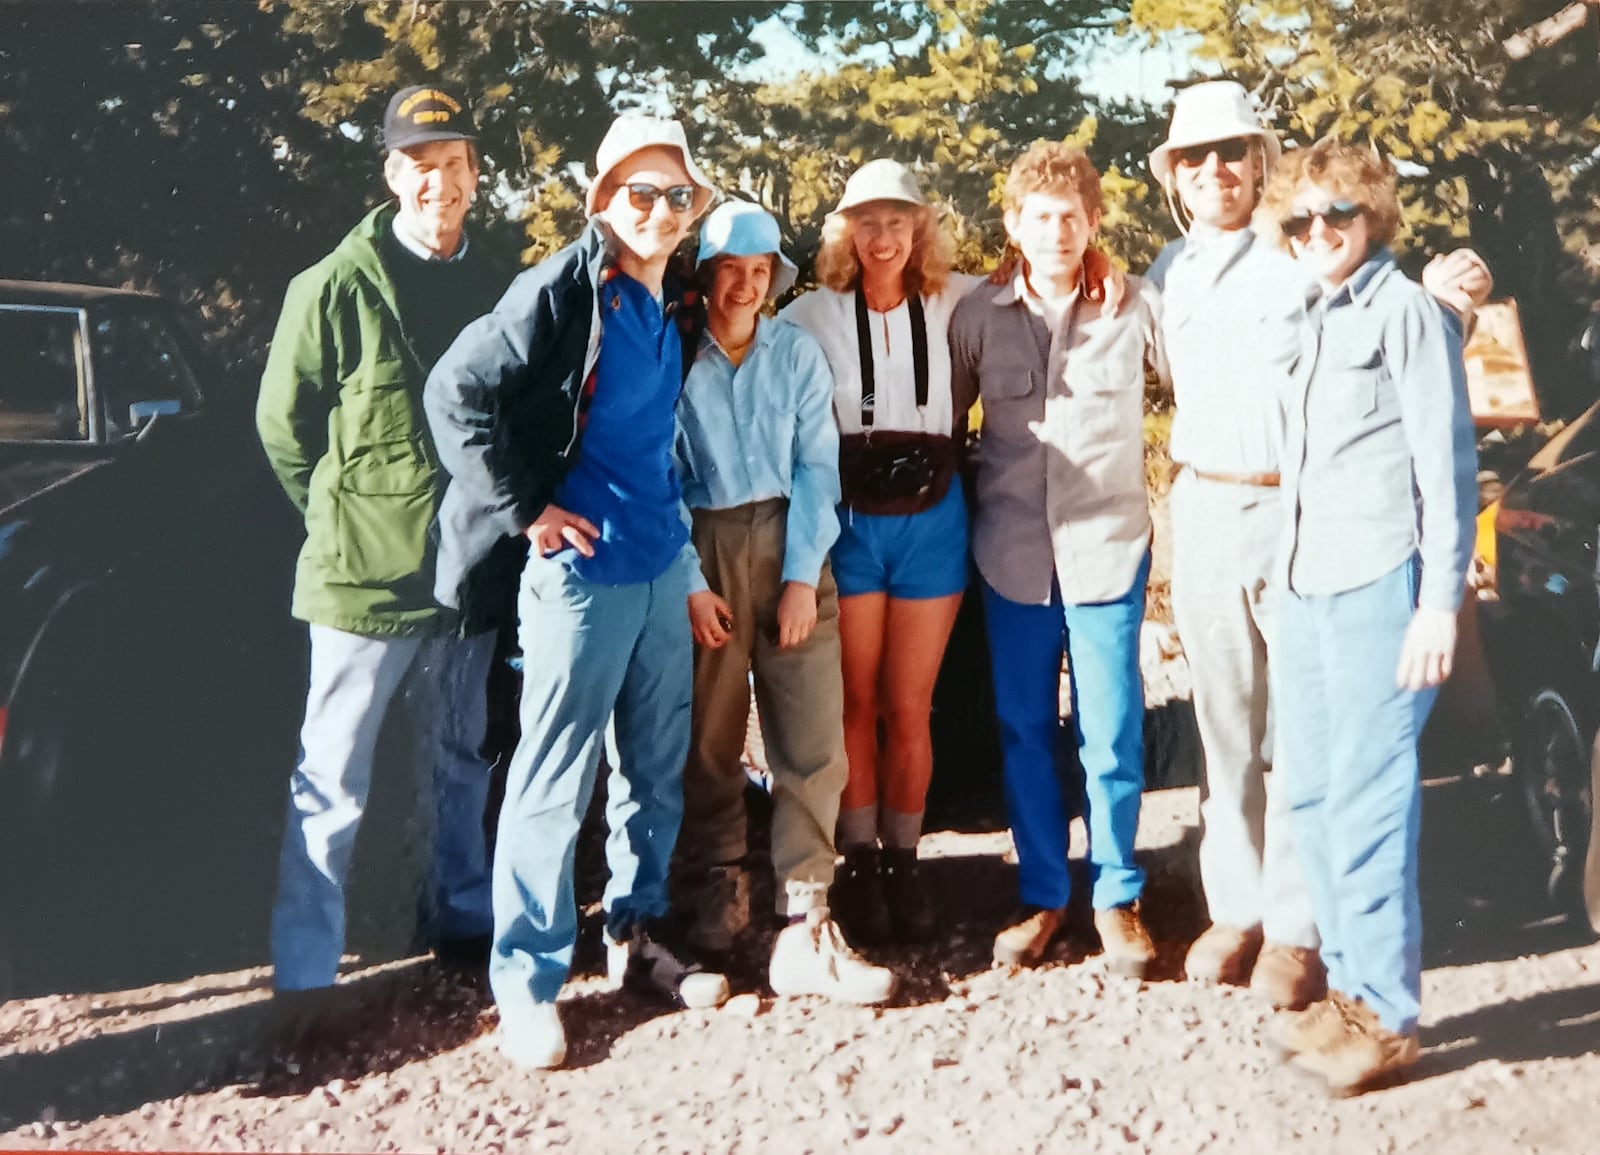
[490,555,692,1045]
[980,552,1150,912]
[1274,557,1434,1035]
[271,625,496,991]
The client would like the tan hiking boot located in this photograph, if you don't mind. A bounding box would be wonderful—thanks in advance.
[1267,990,1371,1059]
[1184,923,1263,985]
[1250,943,1327,1009]
[993,905,1067,968]
[1291,1009,1420,1097]
[686,864,751,954]
[1094,902,1156,978]
[768,909,897,1005]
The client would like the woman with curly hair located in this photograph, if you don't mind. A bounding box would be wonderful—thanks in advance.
[1261,138,1477,1096]
[780,160,985,943]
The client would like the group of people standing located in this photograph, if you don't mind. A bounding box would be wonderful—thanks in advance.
[255,78,1488,1097]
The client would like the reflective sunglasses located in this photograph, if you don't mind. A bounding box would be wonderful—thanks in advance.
[1172,138,1253,169]
[624,182,697,213]
[1281,201,1365,242]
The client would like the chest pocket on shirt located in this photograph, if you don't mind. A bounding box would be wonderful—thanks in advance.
[1322,347,1389,421]
[978,353,1039,402]
[1071,370,1141,439]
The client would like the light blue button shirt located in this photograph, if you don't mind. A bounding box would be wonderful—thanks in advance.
[1147,225,1314,475]
[1279,250,1478,612]
[675,315,842,593]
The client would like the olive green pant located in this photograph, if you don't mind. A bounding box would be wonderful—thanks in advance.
[680,500,847,916]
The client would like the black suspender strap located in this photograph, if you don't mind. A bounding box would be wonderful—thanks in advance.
[854,289,928,428]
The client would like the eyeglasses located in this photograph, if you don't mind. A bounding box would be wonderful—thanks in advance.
[624,182,697,213]
[1173,139,1252,169]
[1281,201,1365,242]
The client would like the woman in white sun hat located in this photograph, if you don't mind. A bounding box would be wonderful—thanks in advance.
[780,159,990,946]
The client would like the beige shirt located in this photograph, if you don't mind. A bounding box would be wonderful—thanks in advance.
[950,271,1163,606]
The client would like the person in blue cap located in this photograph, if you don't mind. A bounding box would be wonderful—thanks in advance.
[673,200,897,1005]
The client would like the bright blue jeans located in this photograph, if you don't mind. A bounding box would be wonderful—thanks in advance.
[1274,557,1434,1035]
[271,625,496,991]
[490,555,692,1043]
[980,553,1150,912]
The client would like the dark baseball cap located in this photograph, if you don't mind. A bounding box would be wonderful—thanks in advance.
[382,85,477,152]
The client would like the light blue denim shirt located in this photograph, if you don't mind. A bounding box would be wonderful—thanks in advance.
[675,315,842,594]
[1279,249,1478,612]
[1147,225,1314,475]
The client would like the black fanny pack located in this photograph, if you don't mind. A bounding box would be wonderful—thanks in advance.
[839,431,958,515]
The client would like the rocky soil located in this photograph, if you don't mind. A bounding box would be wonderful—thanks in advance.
[2,775,1598,1155]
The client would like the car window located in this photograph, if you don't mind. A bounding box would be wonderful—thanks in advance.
[0,307,89,441]
[92,307,202,439]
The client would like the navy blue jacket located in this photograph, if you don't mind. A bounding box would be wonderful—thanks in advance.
[424,222,609,619]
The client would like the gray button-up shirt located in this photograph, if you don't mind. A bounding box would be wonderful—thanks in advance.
[1279,250,1478,612]
[1147,225,1312,475]
[950,272,1163,606]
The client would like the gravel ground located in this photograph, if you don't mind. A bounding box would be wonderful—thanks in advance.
[2,779,1598,1155]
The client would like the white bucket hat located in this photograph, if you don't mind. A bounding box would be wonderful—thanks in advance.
[587,114,718,217]
[1149,81,1280,184]
[830,158,927,216]
[696,201,798,297]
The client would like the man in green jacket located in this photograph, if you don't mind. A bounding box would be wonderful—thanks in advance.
[255,85,510,1002]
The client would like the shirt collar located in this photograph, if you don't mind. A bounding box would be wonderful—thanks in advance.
[390,218,470,263]
[698,314,774,361]
[1323,248,1395,309]
[994,264,1081,317]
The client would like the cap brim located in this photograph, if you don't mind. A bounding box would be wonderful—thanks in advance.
[386,127,478,152]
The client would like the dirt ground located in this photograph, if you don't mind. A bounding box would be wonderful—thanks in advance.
[1,771,1598,1155]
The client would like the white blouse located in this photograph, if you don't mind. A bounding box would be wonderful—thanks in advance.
[781,273,984,437]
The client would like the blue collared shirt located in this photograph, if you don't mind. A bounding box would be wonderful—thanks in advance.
[1279,249,1478,611]
[675,316,841,593]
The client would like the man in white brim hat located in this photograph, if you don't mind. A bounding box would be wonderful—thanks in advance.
[1145,82,1490,1012]
[426,113,726,1070]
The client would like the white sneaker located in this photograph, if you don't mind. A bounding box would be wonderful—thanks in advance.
[688,865,752,954]
[607,925,730,1009]
[769,908,897,1005]
[498,1002,565,1069]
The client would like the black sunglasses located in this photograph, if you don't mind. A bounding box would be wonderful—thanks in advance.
[1281,201,1365,242]
[1173,138,1252,168]
[624,182,697,213]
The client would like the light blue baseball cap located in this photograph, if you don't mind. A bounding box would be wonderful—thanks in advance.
[695,201,798,297]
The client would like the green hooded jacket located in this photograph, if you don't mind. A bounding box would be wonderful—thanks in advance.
[256,203,509,636]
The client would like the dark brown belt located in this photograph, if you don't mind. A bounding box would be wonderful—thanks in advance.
[1186,465,1280,488]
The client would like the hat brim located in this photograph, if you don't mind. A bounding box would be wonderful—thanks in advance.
[385,127,478,153]
[695,249,798,299]
[1150,129,1280,184]
[586,143,717,218]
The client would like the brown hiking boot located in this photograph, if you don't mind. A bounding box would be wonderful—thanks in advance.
[1183,923,1262,985]
[1267,990,1370,1059]
[992,905,1067,967]
[1250,943,1327,1009]
[1094,901,1156,978]
[1290,1008,1420,1097]
[831,844,892,946]
[686,864,752,955]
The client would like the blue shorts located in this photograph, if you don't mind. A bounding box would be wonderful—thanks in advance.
[830,481,970,600]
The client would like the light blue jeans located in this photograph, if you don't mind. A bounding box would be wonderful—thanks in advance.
[271,625,496,991]
[1274,557,1434,1035]
[980,553,1150,912]
[490,555,692,1044]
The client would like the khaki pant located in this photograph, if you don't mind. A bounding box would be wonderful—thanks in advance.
[680,500,847,916]
[1170,469,1317,948]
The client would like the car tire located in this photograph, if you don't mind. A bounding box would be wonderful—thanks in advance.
[1513,685,1598,932]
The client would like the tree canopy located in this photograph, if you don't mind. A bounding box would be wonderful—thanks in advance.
[2,0,1596,382]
